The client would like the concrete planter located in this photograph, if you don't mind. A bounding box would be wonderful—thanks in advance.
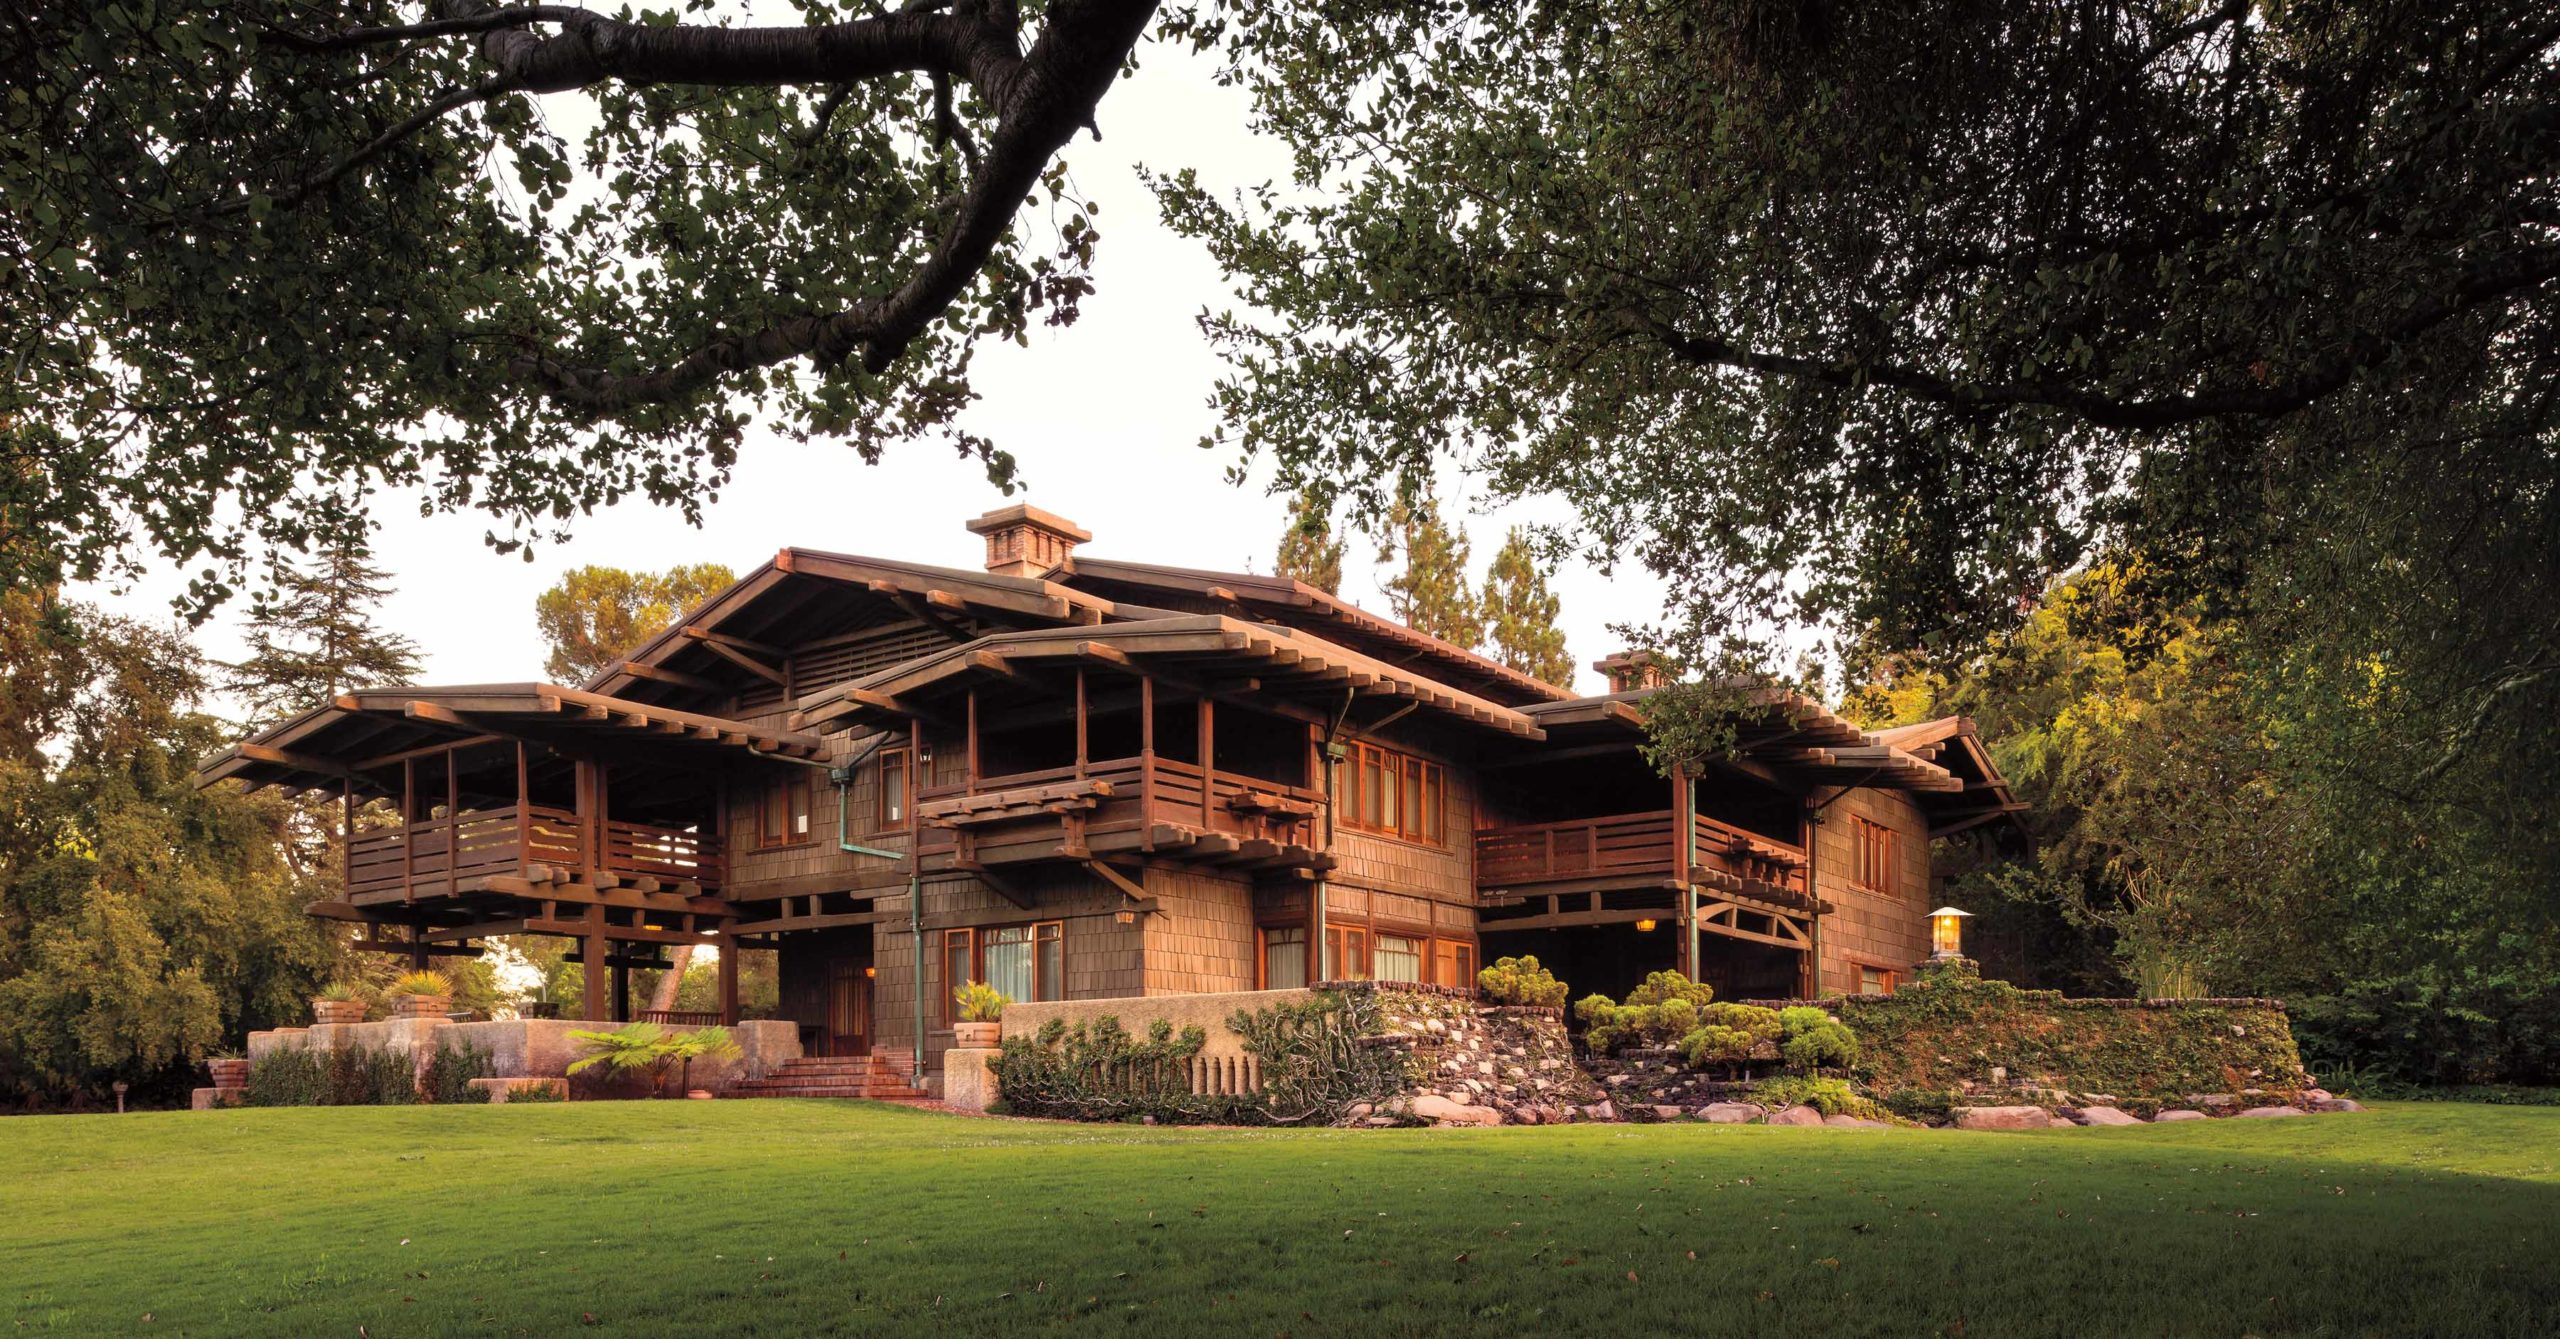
[953,1021,1002,1049]
[311,999,367,1025]
[391,995,452,1021]
[207,1058,250,1090]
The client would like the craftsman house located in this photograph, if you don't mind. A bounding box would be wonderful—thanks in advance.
[198,506,2020,1079]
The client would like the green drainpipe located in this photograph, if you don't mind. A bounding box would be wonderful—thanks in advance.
[829,763,917,1078]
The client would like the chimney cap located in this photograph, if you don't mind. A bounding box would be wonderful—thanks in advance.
[965,503,1090,543]
[1595,649,1674,692]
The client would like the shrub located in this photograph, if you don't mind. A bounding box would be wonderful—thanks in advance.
[567,1022,737,1097]
[2289,973,2560,1089]
[953,980,1010,1023]
[421,1038,495,1105]
[1576,971,1719,1053]
[1678,1002,1783,1071]
[389,970,453,997]
[990,1015,1225,1122]
[242,1044,419,1106]
[990,989,1417,1126]
[315,981,364,1002]
[1476,955,1568,1008]
[508,1081,568,1103]
[1778,1005,1860,1073]
[1746,1075,1897,1122]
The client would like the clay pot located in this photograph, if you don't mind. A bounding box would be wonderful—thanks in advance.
[392,994,452,1020]
[952,1021,1002,1049]
[312,999,368,1026]
[208,1058,251,1090]
[686,1089,715,1101]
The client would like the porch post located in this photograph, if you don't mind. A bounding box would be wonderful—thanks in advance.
[1198,697,1215,828]
[1675,767,1698,982]
[514,740,530,878]
[717,931,741,1026]
[581,908,609,1022]
[1074,669,1087,779]
[339,778,354,898]
[1139,675,1156,849]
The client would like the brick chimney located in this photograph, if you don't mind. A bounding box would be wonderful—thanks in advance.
[1595,649,1673,693]
[965,504,1090,578]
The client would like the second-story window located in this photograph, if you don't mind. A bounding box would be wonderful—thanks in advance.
[761,774,813,848]
[1850,816,1897,893]
[1341,742,1444,845]
[877,745,910,828]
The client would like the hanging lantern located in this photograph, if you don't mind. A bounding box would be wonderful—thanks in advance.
[1634,918,1658,933]
[1929,906,1972,959]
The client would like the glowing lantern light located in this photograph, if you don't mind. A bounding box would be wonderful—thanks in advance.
[1634,918,1658,933]
[1929,906,1972,959]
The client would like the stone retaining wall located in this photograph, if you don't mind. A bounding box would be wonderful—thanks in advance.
[1359,985,1609,1125]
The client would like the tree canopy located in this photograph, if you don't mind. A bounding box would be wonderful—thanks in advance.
[7,0,1155,615]
[534,562,737,683]
[1272,490,1344,594]
[1481,528,1573,688]
[224,531,424,722]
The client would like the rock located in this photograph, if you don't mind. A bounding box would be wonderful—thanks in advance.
[1587,1100,1617,1122]
[2301,1088,2334,1103]
[1953,1105,2054,1131]
[1700,1102,1765,1124]
[1823,1113,1891,1129]
[2236,1105,2308,1118]
[2152,1109,2208,1122]
[2197,1093,2237,1109]
[1411,1094,1503,1127]
[2307,1097,2366,1113]
[1345,1102,1373,1119]
[1765,1105,1826,1127]
[1606,1073,1632,1087]
[2076,1106,2144,1126]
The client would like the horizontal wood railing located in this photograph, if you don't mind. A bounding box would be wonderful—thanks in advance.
[346,803,719,900]
[916,754,1324,855]
[1475,810,1809,895]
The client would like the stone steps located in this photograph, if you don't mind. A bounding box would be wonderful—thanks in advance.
[722,1055,934,1102]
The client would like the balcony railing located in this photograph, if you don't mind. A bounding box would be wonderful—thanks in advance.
[1474,810,1808,899]
[916,753,1324,859]
[346,803,721,901]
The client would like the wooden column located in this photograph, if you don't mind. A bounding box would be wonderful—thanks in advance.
[965,688,979,789]
[340,778,355,900]
[1074,669,1088,779]
[401,757,416,899]
[1198,696,1215,828]
[581,908,608,1023]
[1139,675,1156,850]
[1673,766,1695,981]
[717,932,741,1026]
[514,740,531,878]
[409,925,430,971]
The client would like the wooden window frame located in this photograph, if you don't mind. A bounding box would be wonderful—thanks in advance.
[1339,741,1446,846]
[1323,925,1370,981]
[940,919,1063,1025]
[1372,932,1425,984]
[1850,816,1897,894]
[757,773,816,849]
[876,744,910,830]
[1431,938,1477,991]
[1855,962,1899,996]
[1256,925,1310,991]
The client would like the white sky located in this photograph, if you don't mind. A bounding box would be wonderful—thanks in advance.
[72,32,1669,703]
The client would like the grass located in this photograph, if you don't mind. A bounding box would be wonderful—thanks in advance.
[6,1102,2557,1337]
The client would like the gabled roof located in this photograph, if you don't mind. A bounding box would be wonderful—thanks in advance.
[195,684,825,797]
[1874,716,2026,837]
[1059,558,1574,709]
[585,547,1145,705]
[789,615,1546,740]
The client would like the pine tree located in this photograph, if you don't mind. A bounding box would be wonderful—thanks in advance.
[1274,491,1346,594]
[1482,529,1574,687]
[225,531,422,721]
[1380,490,1482,647]
[535,563,737,684]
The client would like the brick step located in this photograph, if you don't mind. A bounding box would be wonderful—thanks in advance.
[725,1086,936,1100]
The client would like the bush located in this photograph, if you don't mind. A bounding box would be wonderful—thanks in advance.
[1677,1003,1783,1071]
[1745,1075,1897,1122]
[2288,973,2560,1089]
[1476,955,1568,1008]
[242,1044,418,1106]
[1778,1006,1859,1073]
[990,989,1418,1126]
[421,1038,494,1105]
[1575,971,1719,1053]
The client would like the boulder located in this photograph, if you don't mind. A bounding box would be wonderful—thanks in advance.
[1649,1104,1685,1121]
[1823,1113,1892,1129]
[2075,1106,2143,1126]
[2307,1097,2366,1114]
[2152,1109,2208,1122]
[1765,1105,1826,1127]
[2236,1105,2308,1118]
[1411,1094,1503,1127]
[1953,1105,2054,1131]
[1700,1102,1765,1124]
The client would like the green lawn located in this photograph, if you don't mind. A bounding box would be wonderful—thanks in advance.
[7,1102,2556,1337]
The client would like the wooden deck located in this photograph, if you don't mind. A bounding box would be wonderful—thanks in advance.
[347,803,723,904]
[916,754,1329,872]
[1474,810,1810,904]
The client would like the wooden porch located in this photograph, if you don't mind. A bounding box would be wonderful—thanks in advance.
[1473,809,1811,906]
[915,752,1330,875]
[345,803,725,905]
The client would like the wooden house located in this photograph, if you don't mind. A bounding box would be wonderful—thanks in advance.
[198,505,2021,1077]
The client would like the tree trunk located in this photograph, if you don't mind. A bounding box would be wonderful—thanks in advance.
[649,944,695,1014]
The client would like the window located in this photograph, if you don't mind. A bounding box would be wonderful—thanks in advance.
[1374,934,1423,983]
[1857,964,1897,996]
[1850,816,1898,893]
[941,921,1062,1025]
[1323,925,1369,980]
[1258,926,1309,990]
[1432,939,1477,991]
[877,745,910,829]
[753,773,813,848]
[1340,742,1444,845]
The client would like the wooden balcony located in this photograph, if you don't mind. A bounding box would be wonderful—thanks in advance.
[916,754,1329,873]
[1474,810,1813,909]
[346,803,723,905]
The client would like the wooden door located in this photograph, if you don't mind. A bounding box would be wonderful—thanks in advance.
[826,968,872,1057]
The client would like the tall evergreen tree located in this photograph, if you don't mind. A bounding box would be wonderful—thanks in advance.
[1379,491,1481,648]
[224,531,422,722]
[1274,491,1346,594]
[1481,529,1574,688]
[535,564,738,684]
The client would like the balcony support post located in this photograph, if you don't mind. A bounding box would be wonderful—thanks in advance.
[1675,767,1699,983]
[515,740,531,878]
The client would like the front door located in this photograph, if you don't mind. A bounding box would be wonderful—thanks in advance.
[826,967,872,1057]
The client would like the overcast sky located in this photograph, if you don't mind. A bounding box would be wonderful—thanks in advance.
[72,31,1669,705]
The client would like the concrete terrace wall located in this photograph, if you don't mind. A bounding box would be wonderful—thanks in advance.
[246,1018,801,1097]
